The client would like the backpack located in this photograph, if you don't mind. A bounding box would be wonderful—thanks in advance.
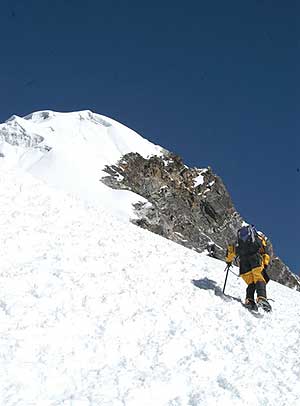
[236,225,262,256]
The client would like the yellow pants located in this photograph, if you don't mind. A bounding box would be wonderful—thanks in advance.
[241,264,266,285]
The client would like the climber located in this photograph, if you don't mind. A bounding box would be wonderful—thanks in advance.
[225,224,271,312]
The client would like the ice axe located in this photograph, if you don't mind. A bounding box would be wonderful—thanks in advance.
[222,264,231,294]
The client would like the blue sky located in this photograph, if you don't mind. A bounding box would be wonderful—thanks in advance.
[1,0,299,273]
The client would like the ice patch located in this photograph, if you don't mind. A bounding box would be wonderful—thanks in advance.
[193,174,204,187]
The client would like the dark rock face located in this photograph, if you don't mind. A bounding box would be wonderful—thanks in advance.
[101,151,300,292]
[269,257,300,290]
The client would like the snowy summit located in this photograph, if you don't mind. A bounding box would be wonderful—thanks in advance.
[0,110,300,405]
[0,110,163,219]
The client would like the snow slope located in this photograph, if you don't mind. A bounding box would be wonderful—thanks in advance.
[1,166,300,406]
[0,110,163,220]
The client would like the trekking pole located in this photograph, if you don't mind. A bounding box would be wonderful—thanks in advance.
[222,264,230,294]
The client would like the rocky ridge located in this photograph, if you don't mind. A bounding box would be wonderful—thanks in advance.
[102,151,300,291]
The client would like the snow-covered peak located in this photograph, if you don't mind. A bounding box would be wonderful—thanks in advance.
[1,109,162,158]
[0,110,164,220]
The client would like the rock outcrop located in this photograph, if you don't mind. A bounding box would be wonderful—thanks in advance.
[101,151,300,291]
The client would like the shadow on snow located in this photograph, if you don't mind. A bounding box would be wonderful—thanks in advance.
[191,277,243,304]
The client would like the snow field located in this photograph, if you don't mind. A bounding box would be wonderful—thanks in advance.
[1,168,300,406]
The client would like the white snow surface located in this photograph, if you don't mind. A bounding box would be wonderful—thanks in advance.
[1,166,300,406]
[0,110,163,220]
